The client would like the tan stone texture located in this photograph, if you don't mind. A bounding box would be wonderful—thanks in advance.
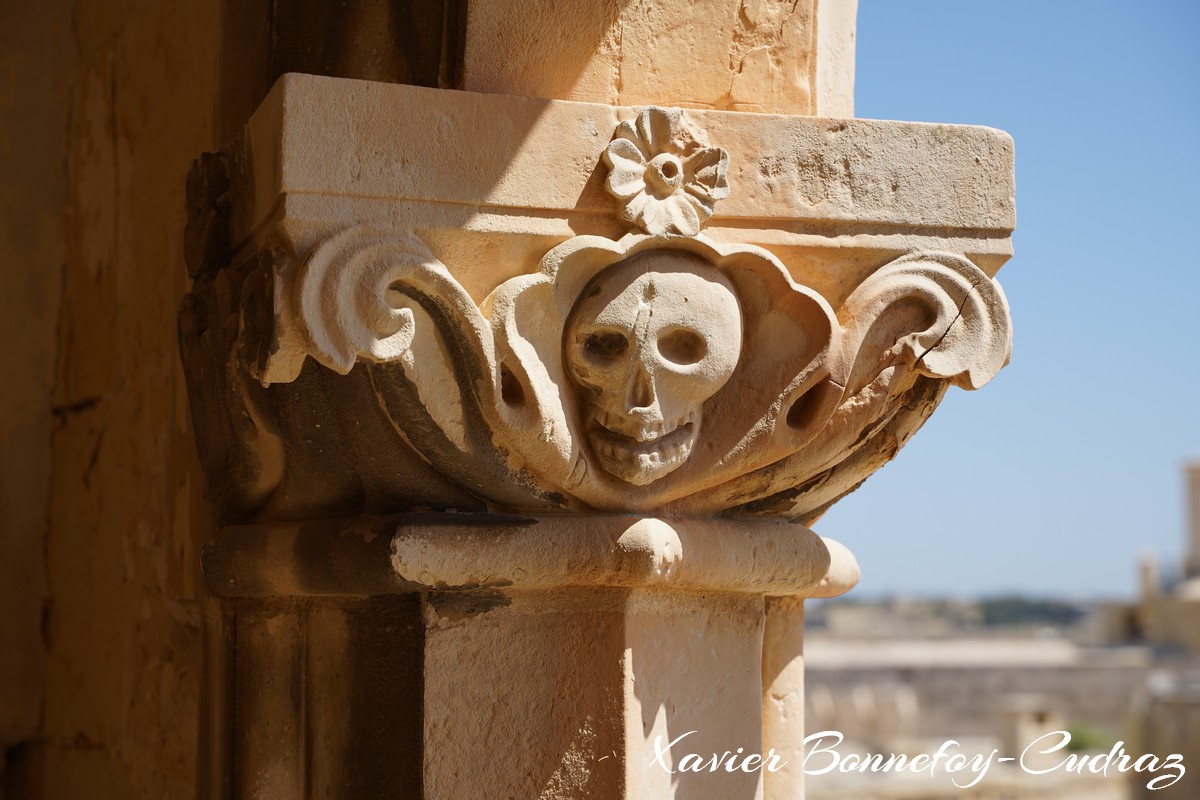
[0,0,70,766]
[14,1,222,796]
[462,0,857,115]
[5,1,225,796]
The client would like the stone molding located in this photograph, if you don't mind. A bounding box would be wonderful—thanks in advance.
[203,514,860,598]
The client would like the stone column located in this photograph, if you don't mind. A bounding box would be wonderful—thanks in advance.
[205,513,859,798]
[183,3,1014,798]
[1185,463,1200,578]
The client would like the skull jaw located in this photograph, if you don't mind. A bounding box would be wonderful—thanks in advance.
[585,408,700,486]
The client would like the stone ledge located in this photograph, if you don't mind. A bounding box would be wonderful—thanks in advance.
[203,513,860,598]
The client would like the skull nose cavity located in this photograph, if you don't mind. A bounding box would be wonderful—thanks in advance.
[627,361,656,411]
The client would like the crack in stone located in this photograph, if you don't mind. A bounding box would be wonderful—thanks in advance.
[913,274,986,373]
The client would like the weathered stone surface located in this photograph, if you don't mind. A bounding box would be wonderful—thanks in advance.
[226,596,424,800]
[41,11,221,799]
[0,1,229,796]
[763,596,807,798]
[461,0,857,116]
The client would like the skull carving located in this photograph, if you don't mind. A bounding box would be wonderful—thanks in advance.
[564,250,743,485]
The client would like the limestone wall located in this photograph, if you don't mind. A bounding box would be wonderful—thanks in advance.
[1,1,222,795]
[0,2,455,796]
[0,0,70,775]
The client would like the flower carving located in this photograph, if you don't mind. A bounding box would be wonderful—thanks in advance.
[603,107,730,236]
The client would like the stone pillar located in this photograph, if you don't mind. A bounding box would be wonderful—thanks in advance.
[460,0,857,116]
[1185,463,1200,578]
[183,3,1014,798]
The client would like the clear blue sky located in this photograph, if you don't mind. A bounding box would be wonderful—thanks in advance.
[816,0,1200,599]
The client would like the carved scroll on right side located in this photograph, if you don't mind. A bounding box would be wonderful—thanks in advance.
[836,250,1011,396]
[681,251,1012,518]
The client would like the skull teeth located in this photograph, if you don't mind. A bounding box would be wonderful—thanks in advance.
[586,407,700,485]
[592,407,697,443]
[593,431,694,463]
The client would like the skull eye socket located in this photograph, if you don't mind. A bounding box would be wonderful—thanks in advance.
[657,328,707,366]
[582,330,630,360]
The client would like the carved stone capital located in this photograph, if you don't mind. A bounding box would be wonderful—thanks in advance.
[183,76,1013,524]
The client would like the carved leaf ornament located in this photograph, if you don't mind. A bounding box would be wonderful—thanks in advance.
[257,108,1012,517]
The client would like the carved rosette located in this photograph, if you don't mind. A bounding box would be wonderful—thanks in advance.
[183,105,1012,521]
[603,107,730,235]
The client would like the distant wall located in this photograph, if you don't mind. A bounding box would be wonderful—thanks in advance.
[807,662,1150,741]
[1144,597,1200,651]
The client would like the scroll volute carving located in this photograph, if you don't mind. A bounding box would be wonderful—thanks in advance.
[837,252,1011,396]
[686,250,1012,518]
